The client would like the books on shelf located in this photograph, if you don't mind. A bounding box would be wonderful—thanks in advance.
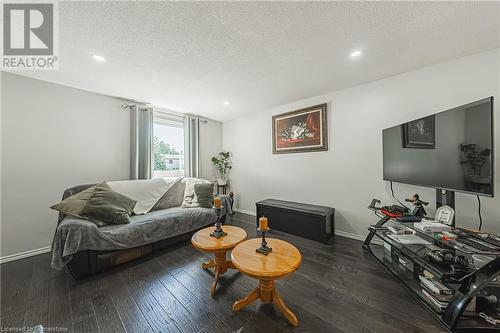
[414,221,451,233]
[387,225,408,235]
[422,289,450,311]
[419,275,454,295]
[386,233,431,245]
[419,273,455,312]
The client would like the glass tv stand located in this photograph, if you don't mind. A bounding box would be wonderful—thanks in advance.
[363,209,500,332]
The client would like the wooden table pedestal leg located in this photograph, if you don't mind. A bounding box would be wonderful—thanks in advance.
[232,287,260,311]
[272,285,298,326]
[232,279,299,326]
[201,260,216,269]
[202,251,236,297]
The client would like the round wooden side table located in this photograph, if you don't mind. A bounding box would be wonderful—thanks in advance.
[191,225,247,296]
[231,238,302,326]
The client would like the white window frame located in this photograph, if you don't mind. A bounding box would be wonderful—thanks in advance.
[152,110,186,178]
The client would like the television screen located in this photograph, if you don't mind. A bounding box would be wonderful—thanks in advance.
[383,97,494,196]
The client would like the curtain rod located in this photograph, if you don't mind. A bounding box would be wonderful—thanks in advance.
[120,103,181,117]
[120,103,209,123]
[154,110,209,123]
[154,108,187,120]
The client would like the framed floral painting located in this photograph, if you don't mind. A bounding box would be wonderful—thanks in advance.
[272,103,328,154]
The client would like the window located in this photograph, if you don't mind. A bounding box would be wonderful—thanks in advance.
[153,114,185,178]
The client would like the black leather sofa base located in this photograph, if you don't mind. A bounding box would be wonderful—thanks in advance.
[67,228,207,278]
[256,199,335,243]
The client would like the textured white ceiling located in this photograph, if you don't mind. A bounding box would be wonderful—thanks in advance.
[14,1,500,121]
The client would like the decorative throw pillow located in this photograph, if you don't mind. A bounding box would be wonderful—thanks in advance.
[50,182,110,226]
[181,178,211,208]
[80,185,137,225]
[106,178,171,215]
[194,183,214,208]
[151,177,186,211]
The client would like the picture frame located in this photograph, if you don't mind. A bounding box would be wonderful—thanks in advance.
[272,103,328,154]
[435,205,455,226]
[402,115,435,149]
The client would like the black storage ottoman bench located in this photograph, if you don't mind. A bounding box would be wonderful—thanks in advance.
[255,199,335,243]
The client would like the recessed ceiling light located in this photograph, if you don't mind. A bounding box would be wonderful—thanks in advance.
[92,54,106,63]
[349,50,363,59]
[223,101,230,106]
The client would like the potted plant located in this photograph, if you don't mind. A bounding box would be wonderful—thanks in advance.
[460,143,491,183]
[211,151,232,185]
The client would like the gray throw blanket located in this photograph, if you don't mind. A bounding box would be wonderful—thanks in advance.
[51,206,222,270]
[219,194,233,215]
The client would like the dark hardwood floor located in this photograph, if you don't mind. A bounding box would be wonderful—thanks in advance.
[0,213,447,333]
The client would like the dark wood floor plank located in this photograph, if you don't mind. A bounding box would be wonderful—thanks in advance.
[162,253,255,332]
[170,268,251,331]
[278,278,366,333]
[91,289,126,333]
[138,261,205,333]
[0,257,35,328]
[285,277,427,333]
[174,253,293,333]
[96,268,153,333]
[297,256,413,305]
[145,258,234,333]
[174,269,266,331]
[120,264,181,333]
[47,269,73,332]
[1,212,447,333]
[23,254,51,328]
[227,214,444,332]
[68,278,100,333]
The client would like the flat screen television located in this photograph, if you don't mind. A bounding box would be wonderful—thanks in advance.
[383,97,494,197]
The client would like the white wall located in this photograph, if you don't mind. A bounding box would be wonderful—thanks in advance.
[0,73,223,259]
[223,49,500,237]
[1,72,131,259]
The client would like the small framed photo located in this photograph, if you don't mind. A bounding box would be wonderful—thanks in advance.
[272,103,328,154]
[435,205,455,226]
[402,115,435,149]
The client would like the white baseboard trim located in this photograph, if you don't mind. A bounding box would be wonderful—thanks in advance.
[233,209,379,244]
[0,221,379,265]
[334,230,367,242]
[0,246,51,264]
[333,230,383,244]
[233,208,256,216]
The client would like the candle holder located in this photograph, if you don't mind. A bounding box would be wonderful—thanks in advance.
[210,205,227,238]
[256,227,272,255]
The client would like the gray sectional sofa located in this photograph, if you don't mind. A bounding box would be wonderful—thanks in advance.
[51,180,227,278]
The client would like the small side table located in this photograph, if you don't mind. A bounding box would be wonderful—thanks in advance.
[217,184,228,194]
[191,225,247,296]
[231,238,302,326]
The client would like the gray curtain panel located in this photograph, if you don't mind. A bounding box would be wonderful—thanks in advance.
[130,106,153,179]
[184,114,200,178]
